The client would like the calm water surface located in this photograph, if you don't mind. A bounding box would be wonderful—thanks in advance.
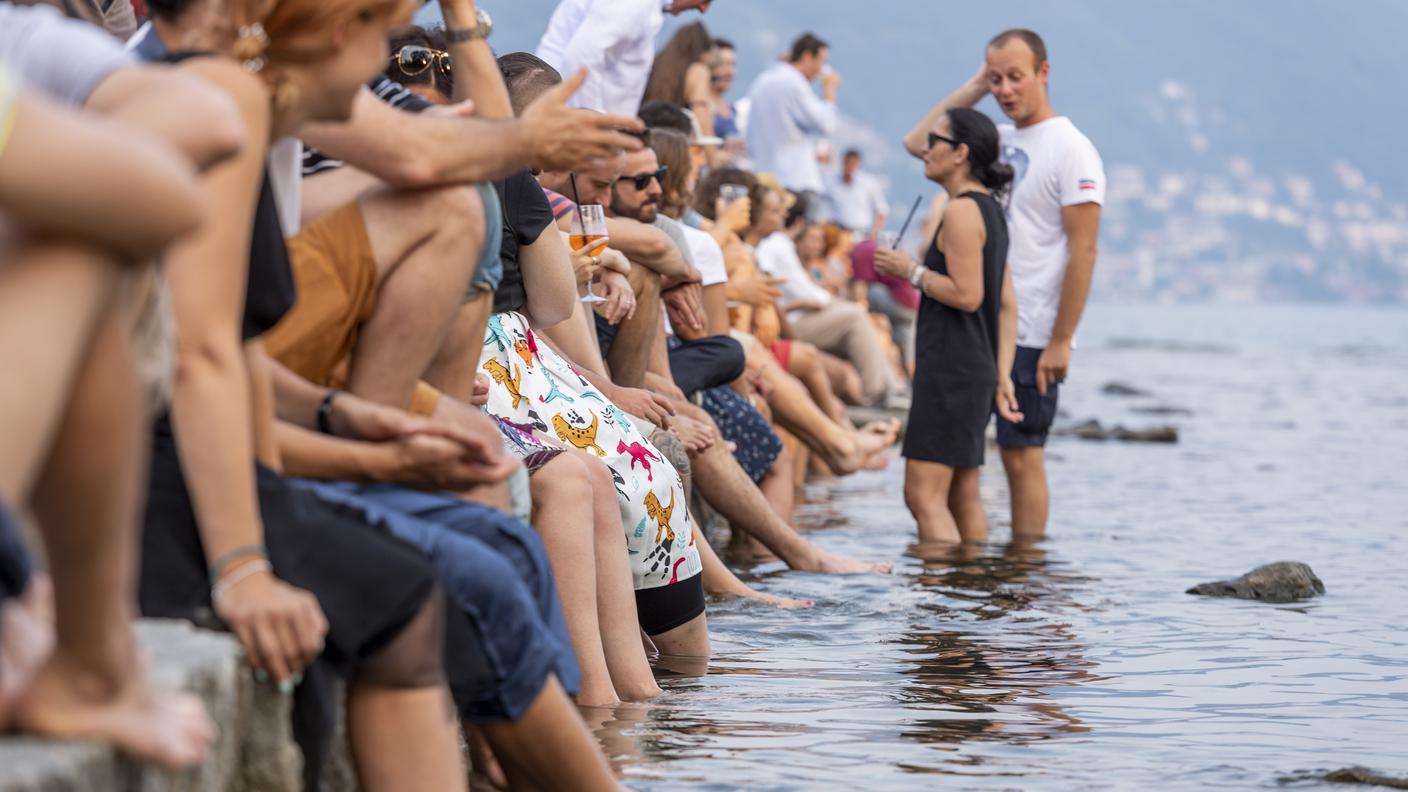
[602,303,1408,791]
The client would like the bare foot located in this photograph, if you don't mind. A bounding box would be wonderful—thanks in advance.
[0,577,55,729]
[14,651,216,769]
[813,550,893,575]
[738,588,813,609]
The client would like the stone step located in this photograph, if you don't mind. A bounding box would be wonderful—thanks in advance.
[0,619,303,792]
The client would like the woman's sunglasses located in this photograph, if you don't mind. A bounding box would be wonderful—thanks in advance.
[928,132,961,150]
[392,45,452,79]
[617,166,668,190]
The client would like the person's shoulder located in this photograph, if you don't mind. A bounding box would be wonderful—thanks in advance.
[1052,116,1100,152]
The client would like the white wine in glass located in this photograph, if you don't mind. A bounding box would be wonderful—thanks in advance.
[570,204,609,304]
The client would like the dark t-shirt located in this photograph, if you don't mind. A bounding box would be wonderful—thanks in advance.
[492,168,555,315]
[302,75,433,176]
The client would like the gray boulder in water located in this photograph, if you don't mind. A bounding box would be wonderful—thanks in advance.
[1186,561,1326,603]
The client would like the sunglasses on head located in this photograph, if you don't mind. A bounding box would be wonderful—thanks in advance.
[617,166,668,190]
[392,45,452,79]
[928,132,960,150]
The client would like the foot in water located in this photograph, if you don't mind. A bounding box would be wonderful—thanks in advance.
[13,646,216,769]
[726,585,813,609]
[814,549,893,575]
[0,576,55,730]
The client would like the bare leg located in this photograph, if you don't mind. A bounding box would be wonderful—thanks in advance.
[347,590,467,792]
[820,352,864,411]
[601,266,660,389]
[581,457,661,701]
[424,294,492,402]
[786,341,848,423]
[1000,447,1050,540]
[479,676,619,792]
[948,467,988,544]
[348,185,485,408]
[17,283,215,768]
[696,532,811,609]
[0,576,53,729]
[749,346,888,475]
[529,455,618,706]
[758,440,797,523]
[690,439,890,574]
[648,611,709,658]
[903,458,960,544]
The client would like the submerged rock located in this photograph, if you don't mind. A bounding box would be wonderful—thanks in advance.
[1101,381,1153,397]
[1057,419,1179,444]
[1132,405,1194,417]
[1186,561,1325,603]
[1323,767,1408,789]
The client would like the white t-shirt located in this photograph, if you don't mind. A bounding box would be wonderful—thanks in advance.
[824,169,889,232]
[535,0,663,115]
[756,231,832,323]
[681,225,728,287]
[998,116,1104,348]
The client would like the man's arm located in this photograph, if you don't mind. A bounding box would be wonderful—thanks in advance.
[439,0,511,116]
[555,212,688,277]
[1037,202,1100,392]
[902,64,989,159]
[791,74,839,138]
[555,0,648,111]
[86,66,245,171]
[300,70,643,189]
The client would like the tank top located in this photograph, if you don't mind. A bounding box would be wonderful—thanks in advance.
[916,191,1009,378]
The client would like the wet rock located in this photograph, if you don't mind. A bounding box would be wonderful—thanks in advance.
[1101,381,1153,397]
[1132,405,1194,417]
[1056,419,1179,444]
[1186,561,1325,603]
[1323,767,1408,788]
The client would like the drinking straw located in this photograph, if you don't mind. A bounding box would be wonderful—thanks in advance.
[569,173,586,228]
[892,195,923,249]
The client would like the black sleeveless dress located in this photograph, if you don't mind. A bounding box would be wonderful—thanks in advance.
[902,191,1009,468]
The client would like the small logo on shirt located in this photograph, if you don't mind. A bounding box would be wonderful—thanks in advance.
[1078,178,1098,192]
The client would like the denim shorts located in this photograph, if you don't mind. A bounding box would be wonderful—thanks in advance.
[290,479,581,721]
[995,345,1060,449]
[468,183,504,296]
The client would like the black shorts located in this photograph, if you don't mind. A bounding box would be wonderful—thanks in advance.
[996,345,1060,449]
[0,501,30,602]
[635,572,705,636]
[668,335,746,398]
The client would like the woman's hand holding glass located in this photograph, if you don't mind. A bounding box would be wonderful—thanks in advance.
[873,248,918,280]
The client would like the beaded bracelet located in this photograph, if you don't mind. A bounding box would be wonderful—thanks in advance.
[211,559,272,603]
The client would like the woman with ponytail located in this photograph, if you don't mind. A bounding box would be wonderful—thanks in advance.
[875,106,1023,546]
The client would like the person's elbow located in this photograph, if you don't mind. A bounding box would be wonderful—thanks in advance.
[176,78,246,170]
[376,152,444,190]
[956,286,985,313]
[528,293,574,329]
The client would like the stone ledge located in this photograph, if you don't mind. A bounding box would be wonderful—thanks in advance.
[0,619,303,792]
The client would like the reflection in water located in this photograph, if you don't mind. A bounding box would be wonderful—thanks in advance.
[895,541,1098,755]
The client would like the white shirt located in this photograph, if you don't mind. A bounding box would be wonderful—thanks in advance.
[681,225,728,287]
[756,232,832,323]
[824,169,889,232]
[535,0,664,115]
[998,116,1105,348]
[743,63,837,193]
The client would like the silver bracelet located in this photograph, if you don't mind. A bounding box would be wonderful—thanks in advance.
[211,559,273,603]
[909,265,926,289]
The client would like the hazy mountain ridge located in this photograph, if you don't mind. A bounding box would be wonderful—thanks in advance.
[451,1,1408,303]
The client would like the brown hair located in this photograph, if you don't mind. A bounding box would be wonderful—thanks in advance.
[643,21,713,107]
[987,28,1047,70]
[646,128,693,219]
[230,0,413,74]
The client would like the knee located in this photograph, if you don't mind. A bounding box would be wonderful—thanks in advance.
[531,454,591,507]
[629,265,661,300]
[1000,447,1044,479]
[791,341,819,370]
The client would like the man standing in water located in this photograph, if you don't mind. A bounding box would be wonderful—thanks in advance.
[904,29,1104,539]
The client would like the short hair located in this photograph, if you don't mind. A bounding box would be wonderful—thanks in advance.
[639,100,693,136]
[497,52,562,117]
[712,37,735,51]
[789,33,828,63]
[842,148,861,161]
[988,28,1048,69]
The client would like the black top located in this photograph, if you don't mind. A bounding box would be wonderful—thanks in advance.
[242,171,297,340]
[917,190,1008,381]
[492,168,556,314]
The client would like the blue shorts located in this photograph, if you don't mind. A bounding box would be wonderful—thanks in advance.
[290,480,580,721]
[995,345,1060,449]
[469,183,504,295]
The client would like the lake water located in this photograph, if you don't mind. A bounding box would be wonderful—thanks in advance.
[596,303,1408,791]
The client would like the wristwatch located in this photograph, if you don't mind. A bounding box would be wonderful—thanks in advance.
[445,8,492,43]
[909,265,926,289]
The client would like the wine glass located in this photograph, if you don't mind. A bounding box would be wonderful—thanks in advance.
[569,204,609,304]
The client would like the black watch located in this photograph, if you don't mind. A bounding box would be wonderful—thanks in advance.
[445,8,492,43]
[316,389,341,435]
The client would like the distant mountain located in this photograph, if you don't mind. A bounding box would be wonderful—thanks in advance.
[422,1,1408,303]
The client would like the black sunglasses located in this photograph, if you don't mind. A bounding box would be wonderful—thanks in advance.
[392,45,452,79]
[928,132,961,150]
[617,166,668,190]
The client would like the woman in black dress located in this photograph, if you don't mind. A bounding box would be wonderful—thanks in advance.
[875,108,1023,544]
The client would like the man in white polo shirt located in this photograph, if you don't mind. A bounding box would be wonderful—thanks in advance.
[903,28,1103,540]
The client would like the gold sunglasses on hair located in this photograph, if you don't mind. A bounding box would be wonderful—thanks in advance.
[391,45,452,79]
